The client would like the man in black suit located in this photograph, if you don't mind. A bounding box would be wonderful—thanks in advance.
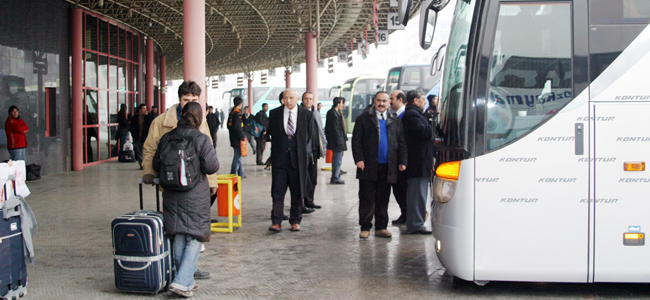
[206,106,220,148]
[267,89,314,232]
[255,103,269,165]
[325,97,347,184]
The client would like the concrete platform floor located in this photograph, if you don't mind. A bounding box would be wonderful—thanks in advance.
[22,129,650,299]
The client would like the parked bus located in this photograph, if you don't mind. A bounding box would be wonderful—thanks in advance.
[330,75,384,133]
[384,64,439,94]
[405,0,650,284]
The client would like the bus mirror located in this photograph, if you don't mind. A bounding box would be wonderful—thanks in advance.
[398,0,413,26]
[419,0,438,50]
[430,44,447,76]
[429,0,451,11]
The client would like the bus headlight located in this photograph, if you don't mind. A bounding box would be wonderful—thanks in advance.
[433,176,457,203]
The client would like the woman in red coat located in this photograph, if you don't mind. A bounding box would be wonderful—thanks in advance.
[5,106,29,161]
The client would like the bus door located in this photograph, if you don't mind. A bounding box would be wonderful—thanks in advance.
[472,1,589,282]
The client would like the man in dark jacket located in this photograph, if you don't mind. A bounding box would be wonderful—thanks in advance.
[325,97,347,184]
[219,109,225,129]
[402,90,434,235]
[301,92,326,212]
[242,106,256,155]
[206,106,220,148]
[228,97,246,178]
[352,91,407,239]
[267,89,314,232]
[254,103,269,165]
[129,104,148,169]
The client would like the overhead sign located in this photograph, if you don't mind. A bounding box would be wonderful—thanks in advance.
[219,75,226,82]
[318,59,325,68]
[237,76,243,86]
[211,79,218,89]
[337,52,347,63]
[261,72,267,85]
[268,68,276,77]
[292,64,301,73]
[377,30,389,45]
[390,0,398,7]
[328,57,334,74]
[387,12,405,30]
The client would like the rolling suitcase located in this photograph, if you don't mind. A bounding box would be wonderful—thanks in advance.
[1,180,28,300]
[112,179,172,294]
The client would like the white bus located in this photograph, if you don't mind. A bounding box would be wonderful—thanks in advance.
[405,0,650,284]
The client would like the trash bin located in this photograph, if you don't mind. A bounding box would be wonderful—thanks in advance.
[217,174,240,217]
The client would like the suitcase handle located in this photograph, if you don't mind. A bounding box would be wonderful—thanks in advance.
[117,260,151,272]
[138,178,161,212]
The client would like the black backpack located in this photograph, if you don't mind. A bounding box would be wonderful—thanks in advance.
[158,129,202,191]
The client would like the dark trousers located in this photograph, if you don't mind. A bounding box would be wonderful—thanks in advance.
[304,158,318,206]
[358,163,391,231]
[210,131,218,148]
[391,177,408,217]
[256,138,266,164]
[271,160,302,225]
[134,139,144,164]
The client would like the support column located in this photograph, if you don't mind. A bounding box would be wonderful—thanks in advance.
[305,32,318,104]
[248,78,253,110]
[285,70,291,89]
[160,55,166,111]
[146,38,154,109]
[71,8,83,171]
[183,0,206,111]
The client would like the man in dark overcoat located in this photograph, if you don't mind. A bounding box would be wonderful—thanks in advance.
[325,97,347,184]
[352,91,407,239]
[267,89,314,232]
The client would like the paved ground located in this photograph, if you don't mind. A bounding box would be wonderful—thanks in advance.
[19,129,650,299]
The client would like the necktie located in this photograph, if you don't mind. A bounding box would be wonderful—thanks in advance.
[381,113,385,120]
[287,111,295,139]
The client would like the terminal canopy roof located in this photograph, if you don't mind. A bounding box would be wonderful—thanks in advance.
[68,0,424,79]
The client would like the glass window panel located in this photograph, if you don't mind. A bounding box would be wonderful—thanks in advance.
[85,90,98,125]
[126,32,132,60]
[85,128,98,163]
[118,28,126,58]
[98,55,108,89]
[118,60,126,90]
[98,91,109,125]
[109,58,118,90]
[486,3,572,151]
[109,24,118,56]
[133,64,139,92]
[99,20,108,53]
[109,92,118,124]
[109,125,118,158]
[85,15,97,51]
[99,126,109,161]
[133,34,139,62]
[84,52,97,88]
[127,63,133,92]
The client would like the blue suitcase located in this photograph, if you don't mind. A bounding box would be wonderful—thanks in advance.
[1,182,28,300]
[112,180,172,294]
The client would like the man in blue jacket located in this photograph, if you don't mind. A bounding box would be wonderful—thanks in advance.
[401,90,434,235]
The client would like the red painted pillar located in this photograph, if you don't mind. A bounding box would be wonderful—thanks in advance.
[248,79,253,110]
[146,38,154,109]
[160,55,166,111]
[285,70,291,89]
[305,32,318,104]
[71,8,83,171]
[183,0,206,111]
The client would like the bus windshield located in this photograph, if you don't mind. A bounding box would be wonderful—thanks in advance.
[438,0,476,147]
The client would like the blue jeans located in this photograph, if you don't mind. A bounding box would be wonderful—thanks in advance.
[406,177,429,232]
[170,234,201,291]
[8,148,25,161]
[230,147,245,177]
[331,151,343,182]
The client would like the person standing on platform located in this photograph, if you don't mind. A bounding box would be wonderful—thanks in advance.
[152,102,219,298]
[219,109,225,129]
[5,106,29,161]
[255,103,269,165]
[129,104,148,169]
[206,106,220,148]
[325,97,347,184]
[150,105,159,117]
[402,90,434,235]
[116,103,130,152]
[242,106,257,155]
[141,81,217,281]
[388,90,409,224]
[267,89,314,232]
[352,91,407,239]
[301,92,326,211]
[227,97,246,178]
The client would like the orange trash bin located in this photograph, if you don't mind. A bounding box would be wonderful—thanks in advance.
[217,174,241,217]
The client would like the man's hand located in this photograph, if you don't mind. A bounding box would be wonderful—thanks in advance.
[399,164,406,172]
[210,187,218,196]
[356,161,365,171]
[143,174,155,185]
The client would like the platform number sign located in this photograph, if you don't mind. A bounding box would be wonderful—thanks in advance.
[337,52,347,63]
[377,30,389,45]
[318,59,325,68]
[387,13,405,30]
[390,0,398,7]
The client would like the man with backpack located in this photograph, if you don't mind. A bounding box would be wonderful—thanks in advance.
[141,81,217,280]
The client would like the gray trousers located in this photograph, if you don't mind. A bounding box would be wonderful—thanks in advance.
[406,177,429,232]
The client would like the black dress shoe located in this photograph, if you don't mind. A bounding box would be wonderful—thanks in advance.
[408,229,433,235]
[256,162,266,165]
[340,170,347,174]
[330,180,345,184]
[307,204,322,209]
[391,215,406,225]
[302,206,315,214]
